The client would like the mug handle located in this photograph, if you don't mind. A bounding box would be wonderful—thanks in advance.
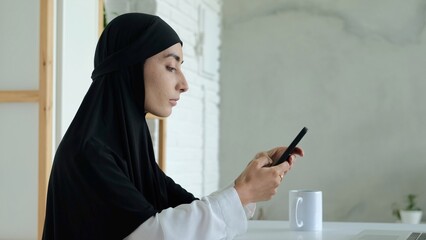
[295,197,304,227]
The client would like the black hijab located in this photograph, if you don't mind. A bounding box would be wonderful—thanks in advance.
[43,13,196,240]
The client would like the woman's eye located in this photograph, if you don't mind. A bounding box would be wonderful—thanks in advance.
[166,66,176,72]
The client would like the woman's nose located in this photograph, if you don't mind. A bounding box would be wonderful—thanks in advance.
[178,73,189,93]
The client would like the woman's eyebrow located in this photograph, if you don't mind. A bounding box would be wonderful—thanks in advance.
[165,53,184,64]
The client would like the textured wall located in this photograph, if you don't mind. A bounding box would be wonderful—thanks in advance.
[220,0,426,222]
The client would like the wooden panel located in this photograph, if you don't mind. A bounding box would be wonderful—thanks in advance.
[99,0,104,36]
[146,113,167,171]
[38,0,54,239]
[0,0,53,239]
[0,90,39,102]
[158,118,167,171]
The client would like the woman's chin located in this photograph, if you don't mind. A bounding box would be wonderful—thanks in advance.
[149,109,172,118]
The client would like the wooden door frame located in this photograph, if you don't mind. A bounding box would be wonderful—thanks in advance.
[0,1,53,239]
[38,0,54,238]
[0,0,53,239]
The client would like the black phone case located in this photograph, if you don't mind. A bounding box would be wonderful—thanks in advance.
[272,127,308,166]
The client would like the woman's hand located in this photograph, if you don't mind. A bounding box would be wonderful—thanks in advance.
[234,146,304,206]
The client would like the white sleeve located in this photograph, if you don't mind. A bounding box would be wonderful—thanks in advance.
[124,186,253,240]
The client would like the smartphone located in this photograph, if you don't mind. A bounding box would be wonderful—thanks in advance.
[272,127,308,166]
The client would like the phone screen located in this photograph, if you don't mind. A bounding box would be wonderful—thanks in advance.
[272,127,308,166]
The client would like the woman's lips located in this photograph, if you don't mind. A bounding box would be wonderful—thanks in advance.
[169,99,178,106]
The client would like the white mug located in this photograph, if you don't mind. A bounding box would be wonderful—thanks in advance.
[289,190,323,231]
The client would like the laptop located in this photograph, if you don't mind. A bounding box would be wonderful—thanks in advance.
[353,230,426,240]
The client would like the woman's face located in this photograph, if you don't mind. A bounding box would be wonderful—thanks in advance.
[144,43,188,117]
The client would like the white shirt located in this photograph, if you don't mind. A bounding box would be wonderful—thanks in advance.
[124,186,256,240]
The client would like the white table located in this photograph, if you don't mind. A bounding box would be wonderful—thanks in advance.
[236,220,426,240]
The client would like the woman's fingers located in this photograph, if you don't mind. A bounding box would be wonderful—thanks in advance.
[292,147,304,157]
[236,146,304,205]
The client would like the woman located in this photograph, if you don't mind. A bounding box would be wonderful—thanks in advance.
[42,13,303,240]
